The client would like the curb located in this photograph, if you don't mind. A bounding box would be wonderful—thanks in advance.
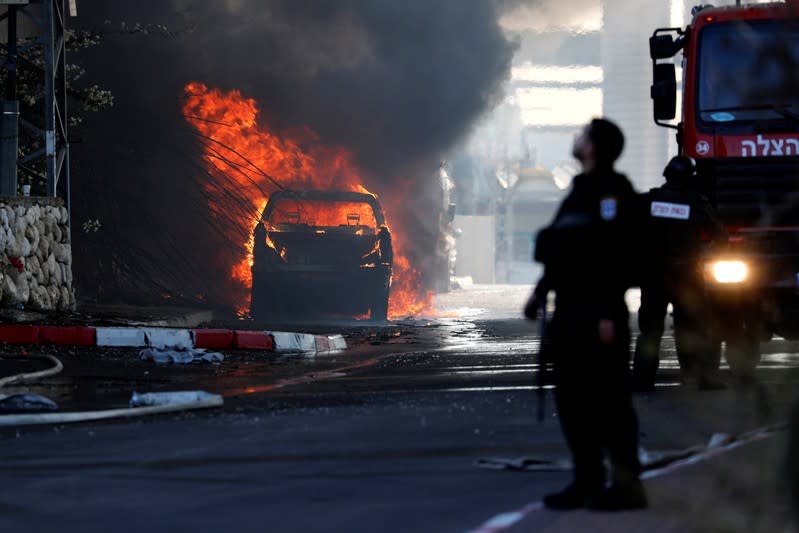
[271,331,347,353]
[0,324,347,354]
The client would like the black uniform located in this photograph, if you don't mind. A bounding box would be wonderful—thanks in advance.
[632,181,726,391]
[534,168,642,499]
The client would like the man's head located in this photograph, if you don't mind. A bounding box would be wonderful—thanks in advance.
[572,118,625,170]
[663,155,695,184]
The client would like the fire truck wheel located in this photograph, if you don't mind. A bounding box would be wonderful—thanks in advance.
[724,332,761,377]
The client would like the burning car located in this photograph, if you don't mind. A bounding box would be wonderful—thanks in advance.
[250,189,393,321]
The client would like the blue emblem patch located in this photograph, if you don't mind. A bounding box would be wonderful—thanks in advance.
[600,197,617,221]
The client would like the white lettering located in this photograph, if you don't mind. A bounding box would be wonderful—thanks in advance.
[741,135,799,157]
[758,135,770,155]
[651,201,690,220]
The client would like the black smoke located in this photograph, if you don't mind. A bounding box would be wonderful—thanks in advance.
[69,0,516,310]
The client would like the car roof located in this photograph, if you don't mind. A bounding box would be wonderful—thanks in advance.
[262,189,387,225]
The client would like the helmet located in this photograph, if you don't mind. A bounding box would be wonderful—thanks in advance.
[663,156,695,183]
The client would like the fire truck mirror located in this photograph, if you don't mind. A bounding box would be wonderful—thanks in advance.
[651,63,677,121]
[650,34,679,60]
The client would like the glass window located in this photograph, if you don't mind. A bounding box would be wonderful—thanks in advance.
[697,20,799,123]
[268,199,377,228]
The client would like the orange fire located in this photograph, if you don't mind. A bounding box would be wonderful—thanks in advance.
[182,81,434,318]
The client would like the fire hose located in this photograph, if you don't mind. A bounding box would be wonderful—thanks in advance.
[0,352,63,389]
[0,395,224,427]
[0,352,222,426]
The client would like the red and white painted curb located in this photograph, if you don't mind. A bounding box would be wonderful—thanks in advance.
[0,324,347,354]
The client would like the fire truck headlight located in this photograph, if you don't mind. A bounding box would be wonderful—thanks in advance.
[707,260,749,284]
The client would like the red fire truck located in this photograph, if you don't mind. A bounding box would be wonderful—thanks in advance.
[650,1,799,374]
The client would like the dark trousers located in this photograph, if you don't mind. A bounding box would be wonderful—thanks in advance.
[633,279,718,387]
[550,313,641,492]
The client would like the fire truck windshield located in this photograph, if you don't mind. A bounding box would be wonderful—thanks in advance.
[698,20,799,125]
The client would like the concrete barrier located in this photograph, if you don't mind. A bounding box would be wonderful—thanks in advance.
[96,327,147,347]
[143,328,193,349]
[39,325,95,346]
[0,324,347,354]
[0,324,40,344]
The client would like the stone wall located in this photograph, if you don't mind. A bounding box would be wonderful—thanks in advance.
[0,196,74,311]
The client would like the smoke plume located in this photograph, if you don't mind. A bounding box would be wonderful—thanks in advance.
[70,0,517,310]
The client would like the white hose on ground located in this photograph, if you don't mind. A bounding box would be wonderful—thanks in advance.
[0,352,224,426]
[0,353,63,388]
[0,395,224,426]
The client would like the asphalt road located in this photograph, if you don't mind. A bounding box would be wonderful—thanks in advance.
[1,285,798,532]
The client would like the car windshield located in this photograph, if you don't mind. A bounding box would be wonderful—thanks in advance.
[267,198,378,229]
[697,20,799,123]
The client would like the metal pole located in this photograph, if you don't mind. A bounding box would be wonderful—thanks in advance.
[44,0,57,196]
[507,187,514,283]
[59,0,70,209]
[0,101,19,195]
[1,5,19,195]
[6,4,16,100]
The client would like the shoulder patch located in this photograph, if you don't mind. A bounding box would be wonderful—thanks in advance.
[600,196,617,221]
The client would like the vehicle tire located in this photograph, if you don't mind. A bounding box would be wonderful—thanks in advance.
[724,326,761,377]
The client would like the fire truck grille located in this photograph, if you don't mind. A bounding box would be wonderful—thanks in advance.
[708,157,799,228]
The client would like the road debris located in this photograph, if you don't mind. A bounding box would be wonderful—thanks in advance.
[0,389,224,427]
[130,390,222,407]
[0,393,58,413]
[138,347,224,364]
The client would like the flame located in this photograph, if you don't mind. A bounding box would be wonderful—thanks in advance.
[388,252,434,317]
[182,82,434,318]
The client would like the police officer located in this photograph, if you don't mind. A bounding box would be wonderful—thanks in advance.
[532,118,646,511]
[631,156,727,392]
